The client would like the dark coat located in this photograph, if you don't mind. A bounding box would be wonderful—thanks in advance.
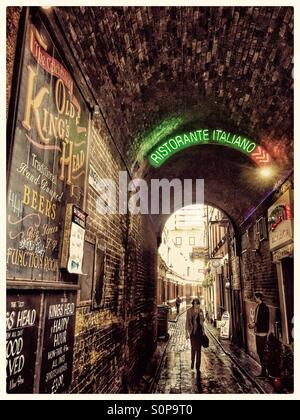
[255,303,270,334]
[186,308,204,337]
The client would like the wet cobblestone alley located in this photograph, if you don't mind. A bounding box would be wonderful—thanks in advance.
[153,313,260,394]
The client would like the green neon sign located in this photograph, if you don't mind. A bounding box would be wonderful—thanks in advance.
[148,129,271,168]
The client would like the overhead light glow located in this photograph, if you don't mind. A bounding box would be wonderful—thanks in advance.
[260,167,273,178]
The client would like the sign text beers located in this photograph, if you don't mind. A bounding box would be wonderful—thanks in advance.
[7,21,89,282]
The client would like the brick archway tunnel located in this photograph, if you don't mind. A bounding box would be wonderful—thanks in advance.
[6,6,293,394]
[52,5,293,235]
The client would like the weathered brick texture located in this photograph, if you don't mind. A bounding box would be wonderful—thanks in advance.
[239,178,293,356]
[6,6,158,395]
[6,7,21,119]
[55,6,293,168]
[70,119,157,393]
[241,231,278,306]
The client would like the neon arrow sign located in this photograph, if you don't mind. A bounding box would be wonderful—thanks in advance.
[148,128,271,168]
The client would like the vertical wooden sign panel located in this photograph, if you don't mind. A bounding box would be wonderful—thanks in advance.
[7,13,90,282]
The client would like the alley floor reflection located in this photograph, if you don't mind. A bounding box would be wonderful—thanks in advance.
[154,313,260,394]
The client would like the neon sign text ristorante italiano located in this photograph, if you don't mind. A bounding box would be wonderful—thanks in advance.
[148,129,271,168]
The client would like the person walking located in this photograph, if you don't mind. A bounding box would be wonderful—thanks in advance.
[248,292,270,378]
[186,298,205,373]
[175,296,182,315]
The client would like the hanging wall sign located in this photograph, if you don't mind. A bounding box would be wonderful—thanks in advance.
[268,189,293,252]
[148,129,271,168]
[67,222,85,274]
[61,204,87,272]
[7,15,90,282]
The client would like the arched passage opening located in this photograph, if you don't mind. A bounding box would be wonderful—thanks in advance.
[138,143,282,235]
[133,138,290,355]
[156,201,244,345]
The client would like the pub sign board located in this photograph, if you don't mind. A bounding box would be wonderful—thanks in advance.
[7,12,90,282]
[39,291,77,394]
[6,291,42,393]
[268,189,293,252]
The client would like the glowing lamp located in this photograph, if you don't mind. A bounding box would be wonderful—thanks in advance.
[259,167,273,178]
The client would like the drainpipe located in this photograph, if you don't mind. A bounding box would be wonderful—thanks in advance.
[237,234,249,353]
[227,232,235,343]
[206,205,210,259]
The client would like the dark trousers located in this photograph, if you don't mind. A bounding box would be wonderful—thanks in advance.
[190,334,202,370]
[256,335,268,374]
[176,305,180,314]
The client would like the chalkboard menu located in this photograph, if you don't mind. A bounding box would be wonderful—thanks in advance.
[6,291,41,393]
[39,291,77,393]
[7,13,90,282]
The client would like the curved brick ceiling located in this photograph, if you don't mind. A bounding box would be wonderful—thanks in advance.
[54,6,293,227]
[56,6,293,171]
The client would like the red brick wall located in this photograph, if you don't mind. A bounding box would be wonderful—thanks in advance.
[70,121,157,393]
[239,193,282,357]
[240,220,279,307]
[6,7,20,118]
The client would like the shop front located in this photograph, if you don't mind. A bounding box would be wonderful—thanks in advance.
[268,188,294,345]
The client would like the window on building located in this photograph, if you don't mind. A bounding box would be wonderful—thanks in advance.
[256,217,268,241]
[187,267,190,277]
[79,237,106,309]
[175,237,182,246]
[189,237,195,245]
[93,245,106,309]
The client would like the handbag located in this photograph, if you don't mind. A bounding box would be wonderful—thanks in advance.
[202,333,209,348]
